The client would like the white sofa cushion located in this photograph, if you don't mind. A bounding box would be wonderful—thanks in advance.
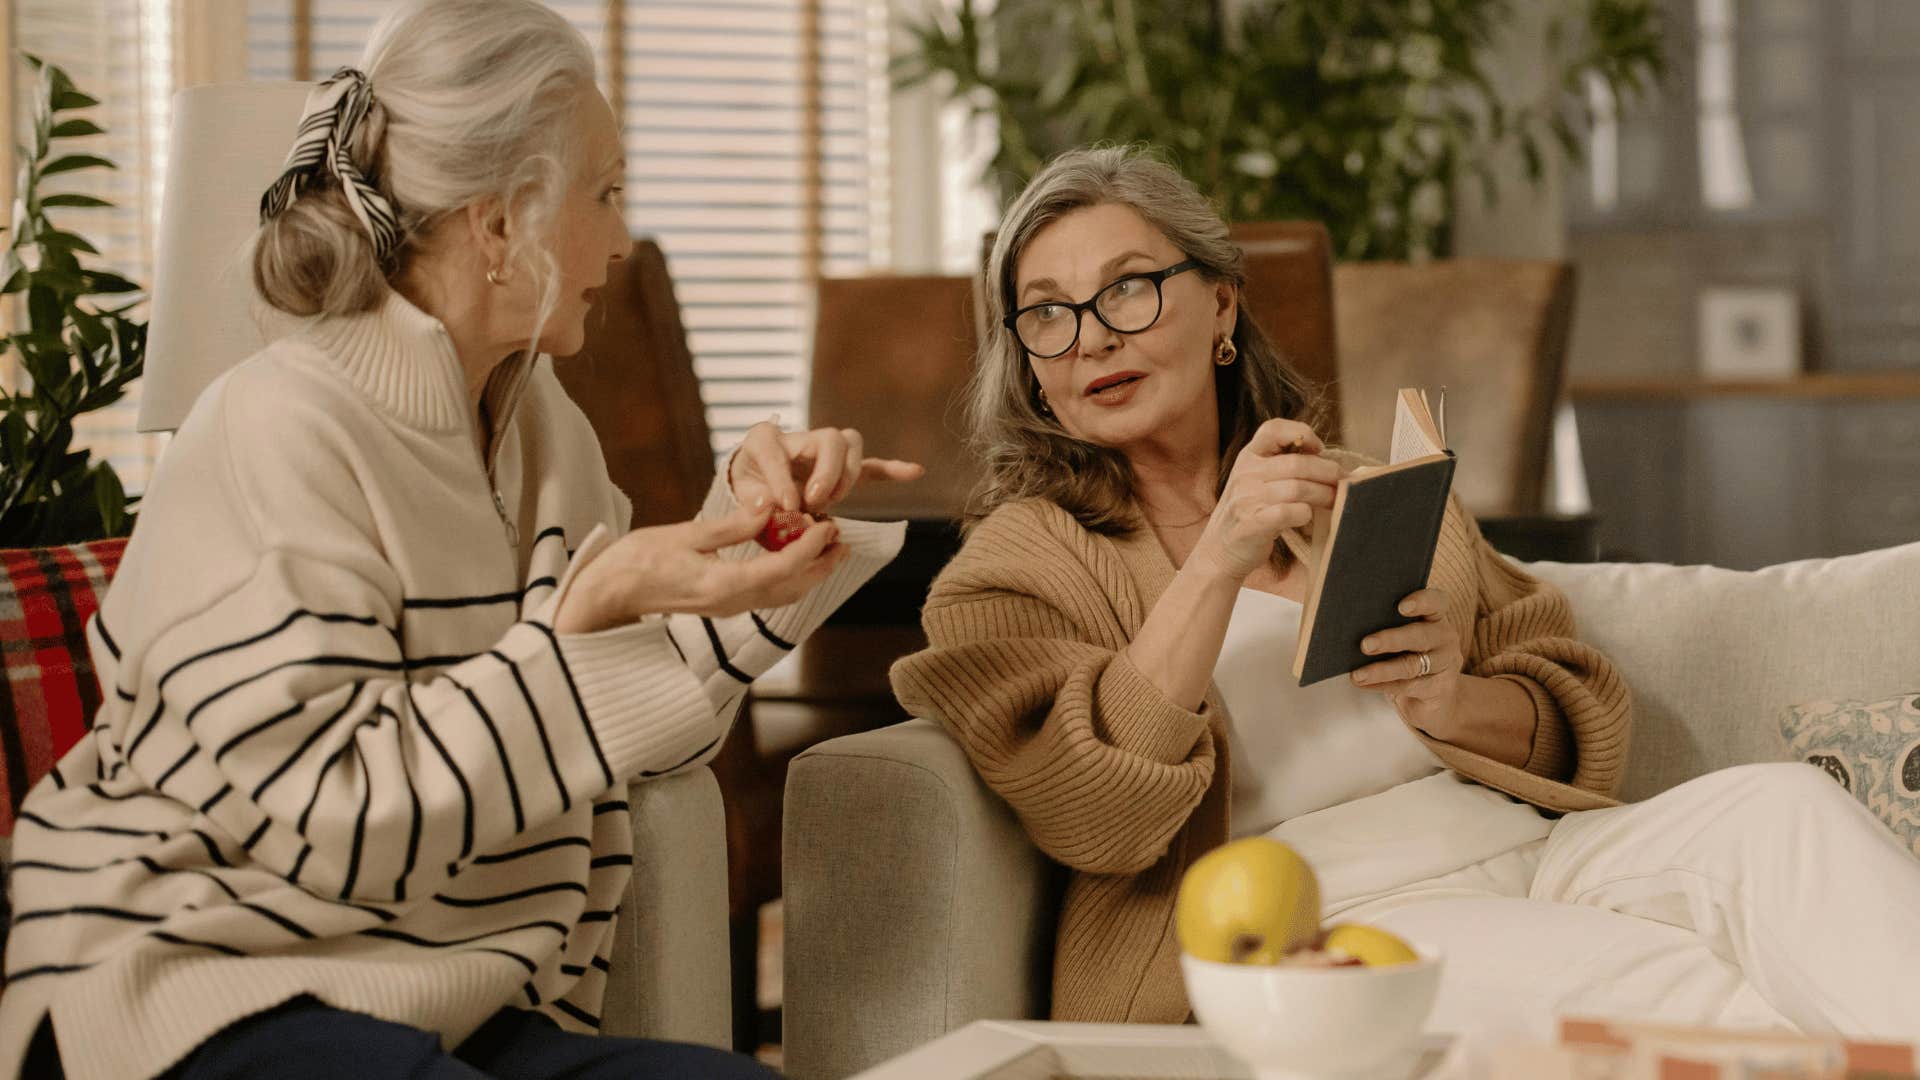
[1525,542,1920,803]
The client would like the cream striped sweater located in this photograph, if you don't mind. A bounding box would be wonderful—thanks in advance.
[0,293,903,1080]
[890,457,1632,1025]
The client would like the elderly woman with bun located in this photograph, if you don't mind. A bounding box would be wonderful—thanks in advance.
[0,2,917,1077]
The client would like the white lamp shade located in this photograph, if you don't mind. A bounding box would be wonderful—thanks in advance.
[137,81,314,432]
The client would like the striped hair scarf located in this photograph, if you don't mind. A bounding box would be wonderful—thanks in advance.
[259,67,401,265]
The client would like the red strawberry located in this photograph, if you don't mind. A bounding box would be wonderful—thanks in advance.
[755,508,814,551]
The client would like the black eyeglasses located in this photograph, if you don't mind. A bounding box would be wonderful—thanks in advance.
[1004,259,1202,359]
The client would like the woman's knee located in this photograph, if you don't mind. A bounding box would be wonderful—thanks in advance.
[1685,761,1858,819]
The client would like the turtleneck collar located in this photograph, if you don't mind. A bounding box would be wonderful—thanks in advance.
[297,288,530,435]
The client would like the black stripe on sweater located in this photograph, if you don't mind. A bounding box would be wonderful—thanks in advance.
[155,743,200,788]
[389,704,424,904]
[5,963,94,983]
[252,683,365,802]
[433,882,587,908]
[180,654,407,736]
[12,855,243,902]
[474,837,591,865]
[213,700,309,763]
[592,800,629,816]
[12,905,167,925]
[126,609,389,757]
[591,955,611,973]
[527,623,613,789]
[748,611,796,651]
[491,649,571,813]
[560,963,587,977]
[341,740,374,898]
[361,919,566,949]
[588,854,632,870]
[408,682,477,860]
[447,672,526,833]
[199,784,233,814]
[241,819,272,851]
[700,618,752,684]
[84,783,161,801]
[402,589,521,610]
[550,1001,600,1029]
[577,909,616,924]
[239,901,316,939]
[93,613,121,661]
[149,931,247,957]
[189,829,234,868]
[16,810,166,839]
[404,653,480,672]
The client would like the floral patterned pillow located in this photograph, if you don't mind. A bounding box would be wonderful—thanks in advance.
[1779,693,1920,859]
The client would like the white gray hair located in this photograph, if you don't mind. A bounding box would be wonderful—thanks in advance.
[252,0,599,327]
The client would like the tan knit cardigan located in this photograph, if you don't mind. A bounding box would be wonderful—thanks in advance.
[890,459,1634,1025]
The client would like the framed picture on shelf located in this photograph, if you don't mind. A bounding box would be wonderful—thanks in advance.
[1698,286,1801,380]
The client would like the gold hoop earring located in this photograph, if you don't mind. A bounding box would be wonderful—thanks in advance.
[486,266,508,287]
[1215,339,1238,366]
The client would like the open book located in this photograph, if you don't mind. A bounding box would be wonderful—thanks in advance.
[1286,388,1456,686]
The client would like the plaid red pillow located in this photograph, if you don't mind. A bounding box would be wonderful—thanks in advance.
[1,538,127,837]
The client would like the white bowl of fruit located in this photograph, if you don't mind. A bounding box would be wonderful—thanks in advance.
[1177,838,1441,1080]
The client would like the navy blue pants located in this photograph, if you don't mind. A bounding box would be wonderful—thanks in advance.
[28,997,779,1079]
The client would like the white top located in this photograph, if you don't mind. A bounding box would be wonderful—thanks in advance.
[1214,587,1443,838]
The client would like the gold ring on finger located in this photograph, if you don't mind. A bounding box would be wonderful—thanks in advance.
[1415,651,1432,678]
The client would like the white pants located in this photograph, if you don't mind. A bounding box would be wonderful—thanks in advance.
[1271,763,1920,1042]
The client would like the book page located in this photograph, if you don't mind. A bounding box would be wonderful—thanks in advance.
[1390,388,1446,464]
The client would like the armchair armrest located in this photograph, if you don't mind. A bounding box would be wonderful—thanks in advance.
[602,767,731,1048]
[781,719,1059,1080]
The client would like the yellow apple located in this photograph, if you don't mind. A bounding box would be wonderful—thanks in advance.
[1323,923,1419,967]
[1176,837,1322,964]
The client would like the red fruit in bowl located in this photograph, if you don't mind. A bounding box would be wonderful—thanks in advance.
[755,509,814,551]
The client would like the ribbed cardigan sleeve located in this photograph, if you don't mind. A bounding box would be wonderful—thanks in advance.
[890,503,1215,876]
[1438,501,1633,797]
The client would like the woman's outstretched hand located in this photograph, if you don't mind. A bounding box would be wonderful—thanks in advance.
[554,505,845,633]
[727,421,924,515]
[1348,587,1465,735]
[1189,418,1343,583]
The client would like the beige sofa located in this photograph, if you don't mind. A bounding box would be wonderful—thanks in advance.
[782,541,1920,1079]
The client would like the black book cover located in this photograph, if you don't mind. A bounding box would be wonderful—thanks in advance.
[1295,454,1456,687]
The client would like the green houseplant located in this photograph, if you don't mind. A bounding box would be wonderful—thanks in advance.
[0,55,146,546]
[900,0,1664,260]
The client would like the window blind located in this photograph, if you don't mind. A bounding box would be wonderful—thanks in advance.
[248,0,892,458]
[12,0,172,492]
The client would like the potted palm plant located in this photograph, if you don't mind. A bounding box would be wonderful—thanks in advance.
[1,56,146,545]
[900,0,1664,260]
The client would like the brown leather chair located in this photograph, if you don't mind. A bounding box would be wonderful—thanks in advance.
[1229,220,1342,441]
[553,237,781,1052]
[1332,259,1576,516]
[807,275,980,520]
[556,238,714,525]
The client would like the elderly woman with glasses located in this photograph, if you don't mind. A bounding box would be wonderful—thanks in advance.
[891,146,1920,1040]
[0,2,920,1078]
